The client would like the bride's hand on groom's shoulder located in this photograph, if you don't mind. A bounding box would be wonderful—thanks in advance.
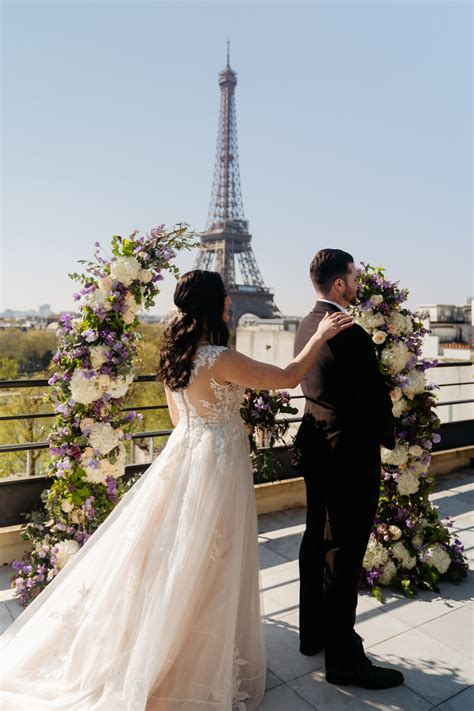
[317,312,354,341]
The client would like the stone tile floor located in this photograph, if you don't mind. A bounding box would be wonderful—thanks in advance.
[1,469,473,710]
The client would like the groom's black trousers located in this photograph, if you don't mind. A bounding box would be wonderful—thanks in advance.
[298,428,381,671]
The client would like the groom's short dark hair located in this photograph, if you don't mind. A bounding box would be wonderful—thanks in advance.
[310,249,354,293]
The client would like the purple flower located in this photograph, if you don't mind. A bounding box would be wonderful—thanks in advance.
[432,433,441,444]
[83,328,98,343]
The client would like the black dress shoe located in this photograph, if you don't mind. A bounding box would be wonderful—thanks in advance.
[326,659,404,690]
[299,643,324,656]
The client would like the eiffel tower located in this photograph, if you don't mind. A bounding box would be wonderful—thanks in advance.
[194,45,282,327]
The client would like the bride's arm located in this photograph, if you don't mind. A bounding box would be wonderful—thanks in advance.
[214,312,353,390]
[164,386,180,426]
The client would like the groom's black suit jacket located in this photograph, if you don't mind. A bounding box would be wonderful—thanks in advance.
[294,301,395,462]
[294,300,395,665]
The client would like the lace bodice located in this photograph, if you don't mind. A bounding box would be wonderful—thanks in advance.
[170,344,245,428]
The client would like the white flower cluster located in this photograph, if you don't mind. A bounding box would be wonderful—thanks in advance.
[391,541,417,569]
[388,311,413,336]
[378,559,397,585]
[70,369,134,405]
[88,421,120,455]
[81,444,126,484]
[401,370,426,400]
[110,256,141,286]
[381,443,410,467]
[54,539,80,569]
[423,543,451,574]
[363,534,389,569]
[89,345,108,369]
[396,470,420,496]
[356,309,385,334]
[380,341,412,374]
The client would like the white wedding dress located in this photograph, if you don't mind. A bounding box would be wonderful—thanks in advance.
[0,345,267,710]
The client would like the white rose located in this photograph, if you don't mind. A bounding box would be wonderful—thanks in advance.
[408,444,424,458]
[88,422,120,455]
[110,256,141,286]
[89,345,108,370]
[99,276,113,293]
[55,539,80,569]
[412,534,424,548]
[61,500,73,513]
[372,330,387,345]
[370,294,384,307]
[390,387,402,402]
[123,309,136,325]
[391,541,417,569]
[378,559,397,585]
[397,471,420,496]
[70,369,102,405]
[388,525,402,540]
[423,543,451,574]
[138,268,153,283]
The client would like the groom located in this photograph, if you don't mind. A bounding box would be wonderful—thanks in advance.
[293,248,404,689]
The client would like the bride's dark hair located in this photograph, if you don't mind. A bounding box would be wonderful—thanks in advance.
[158,270,229,390]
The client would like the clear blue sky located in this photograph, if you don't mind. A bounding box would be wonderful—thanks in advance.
[1,0,472,317]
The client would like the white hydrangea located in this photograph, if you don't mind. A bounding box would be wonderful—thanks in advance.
[107,373,134,398]
[372,330,387,345]
[381,341,412,374]
[70,369,102,405]
[89,345,108,370]
[391,541,417,569]
[397,471,420,496]
[55,539,80,569]
[356,310,386,334]
[88,422,120,455]
[110,256,141,286]
[388,311,412,336]
[423,543,451,574]
[86,288,112,312]
[401,370,426,400]
[411,459,430,476]
[363,535,389,569]
[378,559,397,585]
[381,442,410,467]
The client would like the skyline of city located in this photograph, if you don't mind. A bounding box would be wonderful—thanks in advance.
[1,1,472,317]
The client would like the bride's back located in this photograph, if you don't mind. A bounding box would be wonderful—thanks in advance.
[167,344,245,427]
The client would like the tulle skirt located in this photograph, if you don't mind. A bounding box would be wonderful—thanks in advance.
[0,420,266,709]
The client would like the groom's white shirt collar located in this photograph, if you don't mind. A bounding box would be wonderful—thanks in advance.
[317,298,348,314]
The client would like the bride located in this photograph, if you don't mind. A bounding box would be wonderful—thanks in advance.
[0,269,352,710]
